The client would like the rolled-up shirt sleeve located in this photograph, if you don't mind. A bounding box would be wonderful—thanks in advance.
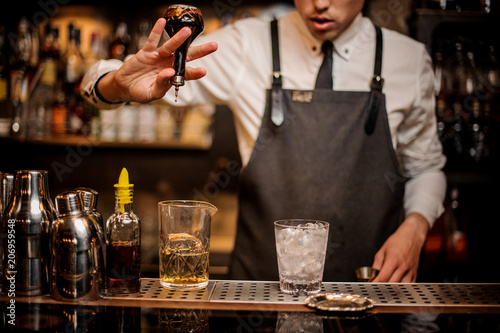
[80,59,127,110]
[398,45,447,227]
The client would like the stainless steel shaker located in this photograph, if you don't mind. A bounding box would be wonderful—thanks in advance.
[3,170,56,296]
[75,187,104,232]
[0,172,14,293]
[75,187,106,269]
[51,191,104,301]
[0,172,8,292]
[2,172,14,211]
[0,171,4,214]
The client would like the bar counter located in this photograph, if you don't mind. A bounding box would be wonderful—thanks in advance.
[2,279,500,332]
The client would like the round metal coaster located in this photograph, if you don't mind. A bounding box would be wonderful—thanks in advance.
[305,293,375,312]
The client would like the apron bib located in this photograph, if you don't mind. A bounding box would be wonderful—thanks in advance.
[228,21,405,282]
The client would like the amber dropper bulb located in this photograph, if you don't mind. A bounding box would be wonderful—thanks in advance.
[164,4,204,101]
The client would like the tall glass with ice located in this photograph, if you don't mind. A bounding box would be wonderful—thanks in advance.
[158,200,217,290]
[274,219,329,295]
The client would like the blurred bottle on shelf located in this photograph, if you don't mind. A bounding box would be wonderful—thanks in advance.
[117,103,137,142]
[84,30,108,140]
[136,103,157,142]
[87,103,101,139]
[100,108,117,141]
[479,0,499,13]
[483,41,500,95]
[40,24,61,81]
[63,24,89,136]
[469,99,490,166]
[52,83,67,136]
[426,0,462,11]
[109,22,130,61]
[434,42,454,148]
[447,40,477,101]
[0,26,11,137]
[64,24,84,86]
[434,43,453,102]
[9,17,32,138]
[85,31,107,72]
[28,23,60,139]
[156,105,177,141]
[450,102,467,164]
[108,24,135,141]
[444,187,468,262]
[135,20,151,51]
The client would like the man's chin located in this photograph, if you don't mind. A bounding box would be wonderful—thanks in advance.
[310,29,339,41]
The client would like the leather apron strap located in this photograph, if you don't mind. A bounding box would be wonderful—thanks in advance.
[270,19,286,127]
[365,25,384,135]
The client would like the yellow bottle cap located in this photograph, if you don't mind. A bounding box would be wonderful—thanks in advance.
[114,168,133,211]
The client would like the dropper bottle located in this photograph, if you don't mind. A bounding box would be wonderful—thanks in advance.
[164,4,205,102]
[105,167,141,294]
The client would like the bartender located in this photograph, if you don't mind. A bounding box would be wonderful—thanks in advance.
[81,0,446,283]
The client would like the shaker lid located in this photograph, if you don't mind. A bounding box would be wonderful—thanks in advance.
[75,187,98,211]
[55,191,84,216]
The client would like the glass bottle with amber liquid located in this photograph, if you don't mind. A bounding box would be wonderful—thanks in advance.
[105,168,141,294]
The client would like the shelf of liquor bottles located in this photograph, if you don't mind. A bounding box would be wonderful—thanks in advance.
[413,4,500,282]
[0,2,298,149]
[412,2,500,175]
[0,4,221,150]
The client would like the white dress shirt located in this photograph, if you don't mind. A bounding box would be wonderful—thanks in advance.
[81,11,447,226]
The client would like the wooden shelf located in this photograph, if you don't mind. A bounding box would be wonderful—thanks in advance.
[2,135,212,150]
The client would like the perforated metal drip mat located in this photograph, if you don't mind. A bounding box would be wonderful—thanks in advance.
[103,279,500,307]
[103,279,215,301]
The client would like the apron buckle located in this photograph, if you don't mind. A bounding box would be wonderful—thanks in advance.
[370,75,384,91]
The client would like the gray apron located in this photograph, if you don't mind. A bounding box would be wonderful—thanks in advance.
[228,20,405,282]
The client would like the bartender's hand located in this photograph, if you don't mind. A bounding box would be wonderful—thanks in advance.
[371,213,429,283]
[96,18,218,104]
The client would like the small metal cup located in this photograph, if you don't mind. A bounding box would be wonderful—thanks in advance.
[354,267,379,282]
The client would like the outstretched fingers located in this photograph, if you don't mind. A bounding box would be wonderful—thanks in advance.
[184,67,208,81]
[186,42,218,62]
[142,18,167,52]
[157,26,193,57]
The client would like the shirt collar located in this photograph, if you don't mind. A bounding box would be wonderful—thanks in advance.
[291,11,371,61]
[290,10,321,55]
[332,13,367,61]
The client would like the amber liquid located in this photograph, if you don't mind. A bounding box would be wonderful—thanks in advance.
[159,233,209,289]
[106,242,141,293]
[160,250,209,285]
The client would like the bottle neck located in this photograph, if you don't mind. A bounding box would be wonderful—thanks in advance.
[114,200,133,214]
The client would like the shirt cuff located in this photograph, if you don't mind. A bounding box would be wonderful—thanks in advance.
[404,170,447,228]
[81,59,127,110]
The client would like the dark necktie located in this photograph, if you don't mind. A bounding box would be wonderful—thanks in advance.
[315,41,334,89]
